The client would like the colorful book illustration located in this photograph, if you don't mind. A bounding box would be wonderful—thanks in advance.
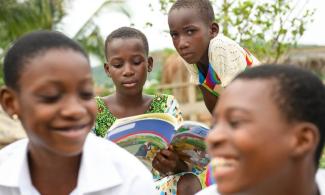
[106,113,210,173]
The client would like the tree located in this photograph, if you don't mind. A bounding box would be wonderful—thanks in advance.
[156,0,314,63]
[0,0,130,86]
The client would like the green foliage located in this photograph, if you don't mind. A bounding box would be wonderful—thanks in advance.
[158,0,176,13]
[91,66,113,88]
[0,0,66,86]
[0,0,129,87]
[143,86,158,95]
[157,0,314,63]
[218,0,314,63]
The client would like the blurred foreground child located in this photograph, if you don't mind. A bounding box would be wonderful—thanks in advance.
[0,31,156,195]
[198,65,325,195]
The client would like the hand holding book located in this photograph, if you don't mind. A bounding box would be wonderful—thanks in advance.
[106,113,210,174]
[152,145,189,176]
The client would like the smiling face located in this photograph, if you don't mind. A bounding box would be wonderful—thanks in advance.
[206,79,297,194]
[105,37,153,96]
[168,7,217,64]
[11,49,96,156]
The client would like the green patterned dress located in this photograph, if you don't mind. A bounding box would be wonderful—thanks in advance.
[93,94,188,195]
[94,94,182,138]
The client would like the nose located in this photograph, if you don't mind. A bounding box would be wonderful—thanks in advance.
[206,124,228,152]
[60,96,87,120]
[123,63,135,77]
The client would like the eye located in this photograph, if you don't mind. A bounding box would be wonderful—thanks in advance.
[170,32,178,39]
[110,60,123,68]
[133,57,143,65]
[39,94,61,103]
[186,29,195,35]
[229,120,240,128]
[80,91,94,100]
[111,63,122,68]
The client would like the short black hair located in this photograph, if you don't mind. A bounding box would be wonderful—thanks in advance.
[235,64,325,167]
[3,30,88,90]
[104,27,149,60]
[169,0,215,25]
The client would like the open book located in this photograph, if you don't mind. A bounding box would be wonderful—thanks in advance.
[106,113,210,173]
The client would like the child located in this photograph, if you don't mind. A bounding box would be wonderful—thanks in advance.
[197,65,325,195]
[93,27,202,195]
[0,31,157,195]
[168,0,260,113]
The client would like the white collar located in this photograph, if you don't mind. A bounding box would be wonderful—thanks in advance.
[76,134,123,193]
[0,134,124,194]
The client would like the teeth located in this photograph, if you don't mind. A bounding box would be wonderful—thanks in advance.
[210,157,234,169]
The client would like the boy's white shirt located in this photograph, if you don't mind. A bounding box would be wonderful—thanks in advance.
[195,169,325,195]
[0,133,158,195]
[183,34,260,87]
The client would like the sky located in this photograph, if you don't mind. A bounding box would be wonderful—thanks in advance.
[61,0,325,52]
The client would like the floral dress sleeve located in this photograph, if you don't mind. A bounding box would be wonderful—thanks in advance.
[147,94,183,123]
[93,97,117,138]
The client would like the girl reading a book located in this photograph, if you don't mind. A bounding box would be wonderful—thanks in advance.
[93,27,202,195]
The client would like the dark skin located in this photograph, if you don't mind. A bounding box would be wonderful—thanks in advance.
[0,49,96,195]
[207,79,320,195]
[104,38,190,177]
[28,148,81,195]
[168,7,220,113]
[177,173,202,195]
[152,145,189,175]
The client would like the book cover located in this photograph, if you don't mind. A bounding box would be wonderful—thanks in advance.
[106,113,210,172]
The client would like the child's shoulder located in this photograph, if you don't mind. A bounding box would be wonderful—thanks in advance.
[85,134,152,176]
[152,93,175,101]
[210,34,242,49]
[95,95,113,115]
[0,138,28,185]
[0,138,28,163]
[317,169,325,194]
[150,93,178,109]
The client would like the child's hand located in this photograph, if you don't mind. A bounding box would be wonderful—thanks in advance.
[152,145,189,176]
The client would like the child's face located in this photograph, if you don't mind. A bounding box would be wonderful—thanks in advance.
[11,49,96,156]
[168,7,216,64]
[206,79,296,194]
[105,38,152,96]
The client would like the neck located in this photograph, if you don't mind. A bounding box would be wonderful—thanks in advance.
[115,91,146,108]
[109,92,152,118]
[197,48,210,75]
[28,144,81,195]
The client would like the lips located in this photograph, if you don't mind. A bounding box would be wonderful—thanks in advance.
[52,124,90,139]
[181,52,194,59]
[122,80,137,88]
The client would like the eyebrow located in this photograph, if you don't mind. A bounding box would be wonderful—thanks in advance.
[213,107,251,118]
[227,107,251,114]
[182,24,198,30]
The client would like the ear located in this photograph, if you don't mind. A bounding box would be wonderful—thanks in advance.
[103,63,111,77]
[147,56,153,72]
[290,122,319,159]
[0,87,20,119]
[210,22,219,37]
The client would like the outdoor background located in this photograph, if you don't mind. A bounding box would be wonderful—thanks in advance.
[0,0,324,167]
